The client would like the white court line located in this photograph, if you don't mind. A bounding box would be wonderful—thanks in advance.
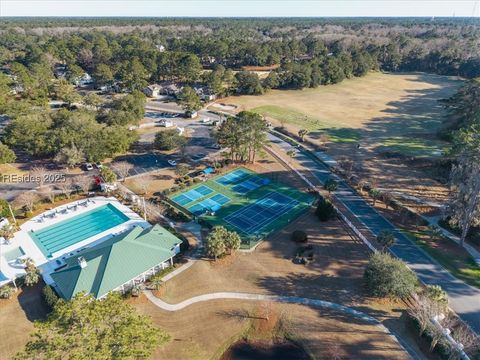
[224,192,298,235]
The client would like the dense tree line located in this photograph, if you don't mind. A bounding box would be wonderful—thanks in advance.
[444,78,480,246]
[0,18,479,166]
[2,108,138,163]
[0,18,478,94]
[0,63,144,164]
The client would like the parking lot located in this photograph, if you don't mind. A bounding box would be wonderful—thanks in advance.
[110,153,170,178]
[144,111,182,120]
[140,107,224,164]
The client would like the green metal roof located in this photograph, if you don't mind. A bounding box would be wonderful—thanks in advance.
[50,225,182,300]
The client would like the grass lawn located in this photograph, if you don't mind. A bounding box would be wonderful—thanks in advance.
[223,72,462,158]
[251,105,362,143]
[0,163,27,179]
[138,211,422,360]
[378,137,448,158]
[0,283,49,360]
[168,167,314,248]
[219,72,461,209]
[404,229,480,289]
[136,300,410,360]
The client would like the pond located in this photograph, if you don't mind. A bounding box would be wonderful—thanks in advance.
[221,340,311,360]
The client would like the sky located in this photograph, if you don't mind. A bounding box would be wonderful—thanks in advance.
[0,0,479,18]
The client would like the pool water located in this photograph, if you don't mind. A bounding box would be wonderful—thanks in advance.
[29,204,129,257]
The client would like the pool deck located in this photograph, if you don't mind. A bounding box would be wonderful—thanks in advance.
[0,196,149,286]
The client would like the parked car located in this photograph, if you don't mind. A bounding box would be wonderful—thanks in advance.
[167,160,177,166]
[95,162,103,169]
[84,163,94,171]
[185,110,198,118]
[159,119,174,128]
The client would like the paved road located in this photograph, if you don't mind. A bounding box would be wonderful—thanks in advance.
[268,133,480,334]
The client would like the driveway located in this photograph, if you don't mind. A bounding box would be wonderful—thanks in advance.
[268,133,480,334]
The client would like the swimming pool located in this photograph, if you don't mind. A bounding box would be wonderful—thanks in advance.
[29,204,129,257]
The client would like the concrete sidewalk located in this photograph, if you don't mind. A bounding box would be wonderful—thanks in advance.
[423,215,480,265]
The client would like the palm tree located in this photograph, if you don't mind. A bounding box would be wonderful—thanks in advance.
[427,225,442,242]
[0,224,16,243]
[324,178,338,194]
[150,277,164,291]
[0,285,16,299]
[376,230,396,251]
[370,188,381,206]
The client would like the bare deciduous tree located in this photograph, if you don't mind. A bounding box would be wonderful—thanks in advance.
[115,185,132,202]
[144,201,166,223]
[448,153,480,247]
[115,161,134,182]
[338,157,354,178]
[319,133,330,149]
[29,166,48,188]
[451,322,480,358]
[357,179,368,195]
[74,175,93,194]
[325,343,347,360]
[57,177,74,199]
[136,176,153,195]
[408,294,442,337]
[382,191,394,209]
[41,186,57,204]
[14,192,39,213]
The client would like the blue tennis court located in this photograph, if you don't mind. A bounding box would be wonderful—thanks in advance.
[224,192,298,235]
[171,185,213,206]
[211,193,231,205]
[232,176,271,194]
[215,168,250,186]
[188,193,231,215]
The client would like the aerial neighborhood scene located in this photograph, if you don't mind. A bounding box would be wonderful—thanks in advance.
[1,1,480,359]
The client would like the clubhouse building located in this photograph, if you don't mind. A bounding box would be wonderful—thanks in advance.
[50,224,181,299]
[0,197,182,300]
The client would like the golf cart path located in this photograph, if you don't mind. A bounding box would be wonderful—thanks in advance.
[144,290,420,359]
[267,132,480,334]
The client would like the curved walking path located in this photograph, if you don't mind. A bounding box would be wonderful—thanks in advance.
[145,290,420,359]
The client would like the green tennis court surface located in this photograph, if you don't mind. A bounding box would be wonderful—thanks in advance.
[169,167,314,248]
